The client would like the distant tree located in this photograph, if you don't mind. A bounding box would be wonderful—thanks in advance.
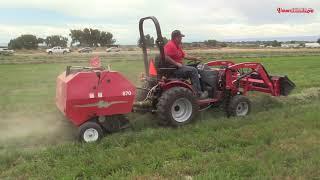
[204,40,218,47]
[8,39,22,49]
[45,35,68,47]
[69,29,84,46]
[69,28,115,47]
[100,31,116,46]
[138,34,154,48]
[271,40,281,47]
[162,37,169,45]
[82,28,93,46]
[317,38,320,44]
[90,28,101,47]
[220,42,228,47]
[203,39,228,47]
[37,38,45,44]
[8,34,38,49]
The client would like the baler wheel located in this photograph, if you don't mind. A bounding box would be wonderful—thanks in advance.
[78,121,103,143]
[228,95,251,117]
[157,87,198,126]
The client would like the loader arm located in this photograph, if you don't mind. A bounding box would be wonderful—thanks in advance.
[225,62,277,96]
[206,60,235,67]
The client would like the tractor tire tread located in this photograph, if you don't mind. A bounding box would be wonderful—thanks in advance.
[157,87,198,126]
[78,121,104,142]
[227,95,251,116]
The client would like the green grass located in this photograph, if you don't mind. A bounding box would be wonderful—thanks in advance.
[0,53,319,179]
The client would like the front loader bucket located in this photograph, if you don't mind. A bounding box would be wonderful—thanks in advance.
[279,76,295,96]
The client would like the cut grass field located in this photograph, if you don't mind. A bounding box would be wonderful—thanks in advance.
[0,51,319,179]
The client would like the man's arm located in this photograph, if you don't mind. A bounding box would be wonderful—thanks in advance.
[164,44,182,68]
[184,55,202,61]
[165,55,182,68]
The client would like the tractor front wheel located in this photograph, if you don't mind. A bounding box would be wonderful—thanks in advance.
[78,121,103,143]
[228,95,251,117]
[157,87,198,126]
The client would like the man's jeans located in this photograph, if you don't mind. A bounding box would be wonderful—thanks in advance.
[174,65,201,94]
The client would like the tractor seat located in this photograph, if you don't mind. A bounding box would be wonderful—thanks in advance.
[158,67,177,78]
[152,55,178,78]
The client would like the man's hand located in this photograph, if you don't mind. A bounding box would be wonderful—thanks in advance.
[176,62,183,68]
[165,55,182,68]
[185,55,203,62]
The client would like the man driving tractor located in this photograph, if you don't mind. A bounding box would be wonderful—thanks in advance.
[164,30,208,99]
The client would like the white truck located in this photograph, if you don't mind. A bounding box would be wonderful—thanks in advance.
[46,46,70,54]
[106,47,121,52]
[305,43,320,48]
[0,48,14,55]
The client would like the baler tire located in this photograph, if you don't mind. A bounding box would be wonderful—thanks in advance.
[228,95,251,117]
[157,87,198,126]
[78,121,103,143]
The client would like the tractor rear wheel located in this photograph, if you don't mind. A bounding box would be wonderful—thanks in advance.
[78,121,103,143]
[228,95,251,117]
[157,87,198,126]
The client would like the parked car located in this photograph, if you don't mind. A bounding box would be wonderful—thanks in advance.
[106,47,121,52]
[78,47,93,53]
[46,46,70,54]
[0,48,14,55]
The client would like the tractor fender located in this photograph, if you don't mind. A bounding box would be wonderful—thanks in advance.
[160,80,196,95]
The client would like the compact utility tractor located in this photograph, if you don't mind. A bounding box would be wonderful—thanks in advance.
[56,16,295,142]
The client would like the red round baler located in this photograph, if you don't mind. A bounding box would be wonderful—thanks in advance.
[56,66,135,142]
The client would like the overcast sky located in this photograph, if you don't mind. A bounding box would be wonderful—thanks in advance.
[0,0,319,45]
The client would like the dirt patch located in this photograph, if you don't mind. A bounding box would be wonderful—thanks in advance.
[0,111,76,149]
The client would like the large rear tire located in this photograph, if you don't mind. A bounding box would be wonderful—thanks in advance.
[78,121,103,143]
[228,95,251,117]
[157,87,198,126]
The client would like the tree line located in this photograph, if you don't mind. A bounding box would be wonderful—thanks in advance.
[8,28,116,50]
[137,34,169,48]
[137,34,228,48]
[8,31,320,50]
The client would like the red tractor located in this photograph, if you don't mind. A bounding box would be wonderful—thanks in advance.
[56,16,295,142]
[133,16,295,126]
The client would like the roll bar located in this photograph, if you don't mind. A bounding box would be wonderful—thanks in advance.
[139,16,165,77]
